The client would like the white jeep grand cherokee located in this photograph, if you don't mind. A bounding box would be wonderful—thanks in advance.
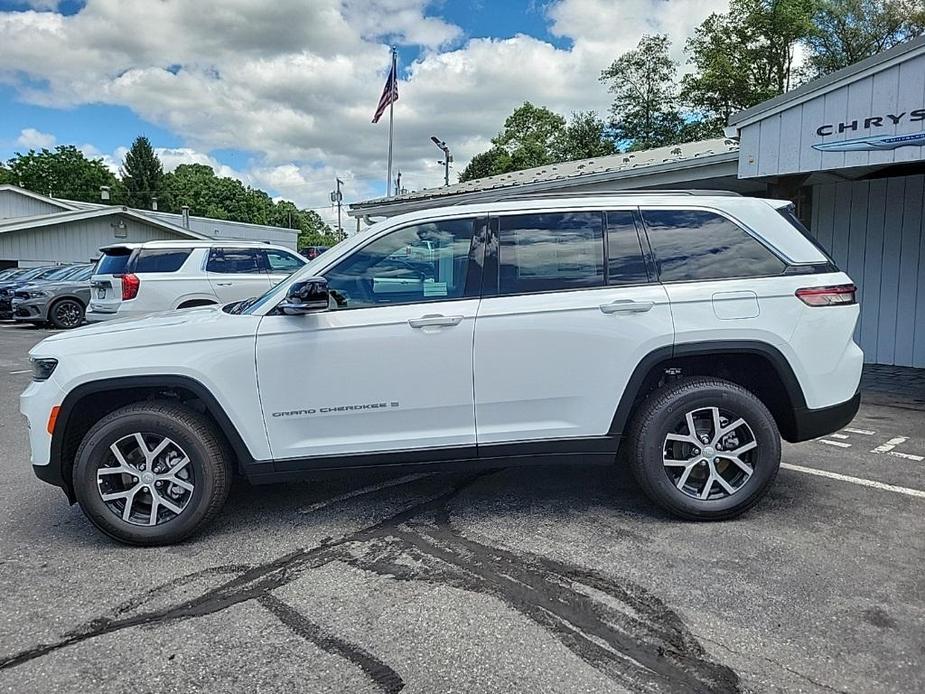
[21,192,862,545]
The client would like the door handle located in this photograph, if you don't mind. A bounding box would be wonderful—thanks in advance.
[216,282,233,286]
[599,299,655,314]
[408,314,464,328]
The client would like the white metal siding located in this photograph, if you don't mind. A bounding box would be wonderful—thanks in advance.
[811,174,925,367]
[739,52,925,178]
[0,190,69,220]
[0,217,186,265]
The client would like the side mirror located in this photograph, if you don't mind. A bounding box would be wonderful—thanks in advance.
[279,277,330,315]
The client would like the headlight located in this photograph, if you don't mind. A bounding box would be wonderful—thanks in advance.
[27,290,49,298]
[30,358,58,382]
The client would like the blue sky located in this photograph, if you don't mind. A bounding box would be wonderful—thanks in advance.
[0,0,721,214]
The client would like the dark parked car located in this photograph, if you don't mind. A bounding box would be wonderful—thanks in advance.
[12,264,94,329]
[0,266,63,319]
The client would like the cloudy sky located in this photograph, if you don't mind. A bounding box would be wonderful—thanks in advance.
[0,0,727,221]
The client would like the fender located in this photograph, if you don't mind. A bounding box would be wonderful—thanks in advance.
[47,375,257,501]
[608,340,808,437]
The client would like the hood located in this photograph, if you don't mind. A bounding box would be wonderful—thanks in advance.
[20,280,89,293]
[34,305,259,355]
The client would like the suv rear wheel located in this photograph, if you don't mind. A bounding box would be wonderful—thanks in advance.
[73,401,231,545]
[626,377,781,520]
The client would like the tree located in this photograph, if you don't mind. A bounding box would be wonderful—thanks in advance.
[558,111,617,160]
[599,34,685,150]
[459,103,615,182]
[3,145,121,203]
[681,0,815,128]
[802,0,925,78]
[121,135,164,210]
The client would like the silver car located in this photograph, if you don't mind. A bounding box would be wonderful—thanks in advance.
[12,265,94,329]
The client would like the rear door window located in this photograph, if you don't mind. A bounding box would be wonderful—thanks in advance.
[263,249,305,273]
[641,209,785,282]
[497,212,604,294]
[133,249,192,273]
[605,211,649,285]
[206,248,264,274]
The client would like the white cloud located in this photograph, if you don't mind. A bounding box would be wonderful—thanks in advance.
[0,0,725,210]
[15,127,56,149]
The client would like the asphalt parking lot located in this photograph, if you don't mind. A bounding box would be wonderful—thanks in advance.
[0,323,922,694]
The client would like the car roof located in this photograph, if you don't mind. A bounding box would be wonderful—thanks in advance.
[98,239,291,252]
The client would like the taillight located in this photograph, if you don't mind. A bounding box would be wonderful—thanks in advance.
[795,284,857,307]
[120,273,140,301]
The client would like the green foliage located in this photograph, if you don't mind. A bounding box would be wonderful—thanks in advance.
[802,0,925,78]
[459,103,615,182]
[600,34,686,150]
[121,135,164,210]
[2,145,121,203]
[681,0,815,127]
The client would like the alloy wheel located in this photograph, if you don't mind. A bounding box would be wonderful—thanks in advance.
[54,301,82,328]
[662,406,757,500]
[96,433,195,526]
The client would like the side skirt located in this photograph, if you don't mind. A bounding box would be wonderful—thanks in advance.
[243,436,621,485]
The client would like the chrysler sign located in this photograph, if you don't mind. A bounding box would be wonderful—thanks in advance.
[813,108,925,152]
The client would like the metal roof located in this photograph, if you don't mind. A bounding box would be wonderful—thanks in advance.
[0,206,209,239]
[728,34,925,127]
[348,137,740,215]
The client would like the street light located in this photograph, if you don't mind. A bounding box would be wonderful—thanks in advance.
[431,136,452,187]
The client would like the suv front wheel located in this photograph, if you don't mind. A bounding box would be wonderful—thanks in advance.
[73,401,231,545]
[627,377,781,520]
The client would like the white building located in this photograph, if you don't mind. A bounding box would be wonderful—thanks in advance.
[0,184,298,269]
[348,36,925,368]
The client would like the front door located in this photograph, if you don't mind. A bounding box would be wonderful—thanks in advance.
[473,209,674,445]
[256,217,485,461]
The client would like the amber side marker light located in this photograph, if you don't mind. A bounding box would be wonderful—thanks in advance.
[795,284,857,307]
[47,406,60,435]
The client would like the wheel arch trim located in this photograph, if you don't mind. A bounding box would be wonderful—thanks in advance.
[608,340,808,437]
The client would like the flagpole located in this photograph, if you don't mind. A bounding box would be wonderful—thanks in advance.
[386,46,397,197]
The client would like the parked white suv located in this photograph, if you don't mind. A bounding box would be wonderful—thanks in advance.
[21,192,862,545]
[86,240,306,322]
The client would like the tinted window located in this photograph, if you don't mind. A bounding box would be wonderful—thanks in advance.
[206,248,263,274]
[97,250,132,276]
[642,209,785,281]
[777,204,836,265]
[264,249,304,273]
[324,219,476,309]
[605,211,648,285]
[134,249,192,273]
[498,212,604,294]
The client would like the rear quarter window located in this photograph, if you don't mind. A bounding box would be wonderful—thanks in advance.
[133,249,193,273]
[96,250,132,275]
[642,209,786,282]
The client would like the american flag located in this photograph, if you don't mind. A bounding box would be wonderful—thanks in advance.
[372,60,398,124]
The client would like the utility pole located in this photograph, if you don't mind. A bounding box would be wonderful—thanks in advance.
[431,136,452,187]
[330,178,344,234]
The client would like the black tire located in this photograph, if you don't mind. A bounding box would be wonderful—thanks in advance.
[177,300,217,310]
[626,377,781,521]
[73,401,231,545]
[48,298,85,329]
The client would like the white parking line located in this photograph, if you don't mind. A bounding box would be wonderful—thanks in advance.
[818,439,851,448]
[888,451,924,462]
[843,428,876,436]
[8,369,30,375]
[781,463,925,499]
[828,433,850,440]
[872,436,909,454]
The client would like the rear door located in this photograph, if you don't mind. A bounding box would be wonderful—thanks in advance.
[88,246,134,316]
[473,209,674,446]
[205,247,273,302]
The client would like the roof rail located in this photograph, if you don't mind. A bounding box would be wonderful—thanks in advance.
[448,189,741,205]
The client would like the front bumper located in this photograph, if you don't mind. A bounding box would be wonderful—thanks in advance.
[12,297,47,322]
[789,390,861,442]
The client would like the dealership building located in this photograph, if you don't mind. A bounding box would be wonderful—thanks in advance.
[0,184,298,270]
[349,36,925,368]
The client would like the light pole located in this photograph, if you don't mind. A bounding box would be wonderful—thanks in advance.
[431,136,452,187]
[330,178,343,234]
